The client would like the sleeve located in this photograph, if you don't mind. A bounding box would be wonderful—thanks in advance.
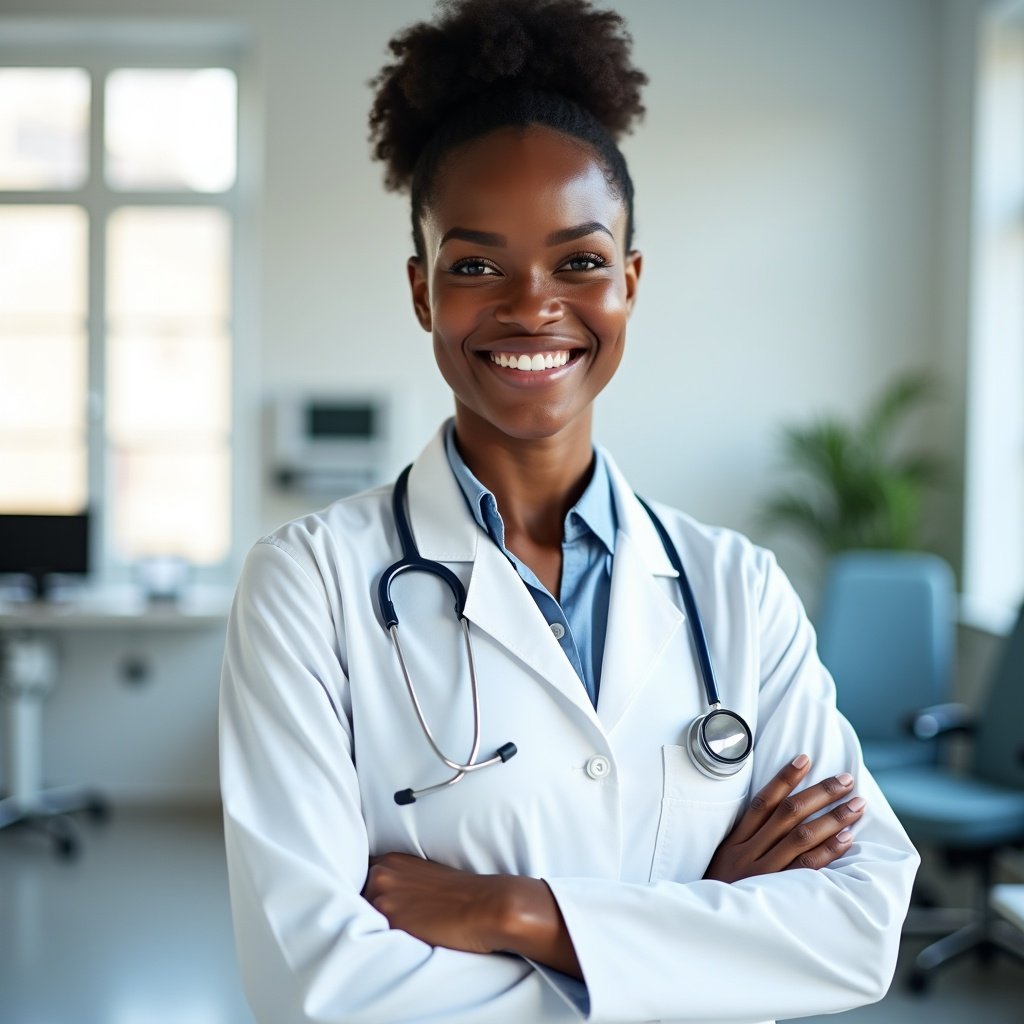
[219,539,575,1024]
[543,549,920,1024]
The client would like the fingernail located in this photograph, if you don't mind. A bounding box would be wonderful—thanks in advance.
[837,829,853,843]
[836,772,854,787]
[792,754,810,769]
[848,796,866,813]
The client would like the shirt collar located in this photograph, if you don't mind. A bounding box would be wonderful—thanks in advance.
[443,419,617,555]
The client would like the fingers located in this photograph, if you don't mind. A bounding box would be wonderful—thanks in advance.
[744,770,856,860]
[785,809,863,872]
[770,795,867,873]
[727,753,813,845]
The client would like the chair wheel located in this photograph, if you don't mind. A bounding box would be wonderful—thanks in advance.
[907,968,929,994]
[54,832,79,860]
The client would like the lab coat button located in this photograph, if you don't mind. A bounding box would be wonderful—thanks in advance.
[549,622,566,640]
[585,755,611,780]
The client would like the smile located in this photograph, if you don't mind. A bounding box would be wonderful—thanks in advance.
[489,351,571,371]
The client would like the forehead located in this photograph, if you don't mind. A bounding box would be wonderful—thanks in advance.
[421,126,627,251]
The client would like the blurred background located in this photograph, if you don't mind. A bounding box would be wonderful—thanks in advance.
[0,0,1022,1021]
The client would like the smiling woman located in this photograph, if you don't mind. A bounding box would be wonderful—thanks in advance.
[218,2,919,1023]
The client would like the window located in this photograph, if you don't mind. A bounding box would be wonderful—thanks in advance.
[962,0,1024,632]
[0,35,241,579]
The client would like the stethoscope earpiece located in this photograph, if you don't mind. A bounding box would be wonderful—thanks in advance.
[380,466,753,806]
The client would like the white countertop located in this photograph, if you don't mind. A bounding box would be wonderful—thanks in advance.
[0,585,233,630]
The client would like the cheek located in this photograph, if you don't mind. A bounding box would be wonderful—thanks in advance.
[586,279,631,339]
[430,285,484,344]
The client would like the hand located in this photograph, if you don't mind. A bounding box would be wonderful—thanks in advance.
[364,853,582,976]
[364,853,510,954]
[703,754,866,883]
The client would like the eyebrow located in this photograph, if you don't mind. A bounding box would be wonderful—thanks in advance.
[437,221,613,251]
[545,221,613,246]
[438,227,506,248]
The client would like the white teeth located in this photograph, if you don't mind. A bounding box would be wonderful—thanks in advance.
[489,351,572,371]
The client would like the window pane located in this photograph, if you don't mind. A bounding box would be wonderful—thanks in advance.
[0,445,87,514]
[111,446,229,564]
[0,334,86,433]
[107,206,230,320]
[105,68,236,192]
[0,205,87,320]
[107,331,230,440]
[0,68,89,190]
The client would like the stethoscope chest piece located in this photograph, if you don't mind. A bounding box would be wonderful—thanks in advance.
[687,707,753,779]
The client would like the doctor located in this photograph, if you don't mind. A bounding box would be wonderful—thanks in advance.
[219,1,919,1021]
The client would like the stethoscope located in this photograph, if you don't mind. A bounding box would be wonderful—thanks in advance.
[377,465,753,805]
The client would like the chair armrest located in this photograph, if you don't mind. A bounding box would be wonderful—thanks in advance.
[904,702,976,740]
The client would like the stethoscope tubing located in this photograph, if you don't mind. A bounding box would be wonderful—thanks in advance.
[381,466,518,804]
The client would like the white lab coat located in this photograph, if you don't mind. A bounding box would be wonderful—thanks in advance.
[219,424,919,1024]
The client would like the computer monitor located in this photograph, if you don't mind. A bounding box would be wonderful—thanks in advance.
[0,512,90,599]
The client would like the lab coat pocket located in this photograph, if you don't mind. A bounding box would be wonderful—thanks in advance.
[648,744,751,882]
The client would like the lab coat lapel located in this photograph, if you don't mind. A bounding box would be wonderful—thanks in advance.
[406,426,599,725]
[597,528,685,732]
[597,450,685,733]
[462,538,601,725]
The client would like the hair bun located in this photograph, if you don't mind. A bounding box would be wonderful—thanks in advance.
[370,0,647,192]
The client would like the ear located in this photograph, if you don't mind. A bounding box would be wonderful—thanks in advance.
[407,257,432,332]
[624,250,642,317]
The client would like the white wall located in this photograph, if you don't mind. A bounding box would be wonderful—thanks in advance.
[0,0,982,802]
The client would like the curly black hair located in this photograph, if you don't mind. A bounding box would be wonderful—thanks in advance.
[368,0,648,257]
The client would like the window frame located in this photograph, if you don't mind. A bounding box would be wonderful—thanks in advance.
[961,0,1024,635]
[0,19,257,587]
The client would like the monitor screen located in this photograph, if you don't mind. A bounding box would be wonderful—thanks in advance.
[0,512,90,596]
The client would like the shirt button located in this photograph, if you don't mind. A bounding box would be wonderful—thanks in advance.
[549,622,566,640]
[585,755,611,780]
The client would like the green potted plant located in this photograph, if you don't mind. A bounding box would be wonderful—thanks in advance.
[759,372,945,556]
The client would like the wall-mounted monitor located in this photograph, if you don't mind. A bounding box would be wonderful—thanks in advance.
[271,394,392,496]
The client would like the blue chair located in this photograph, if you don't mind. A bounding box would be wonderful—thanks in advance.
[877,602,1024,991]
[815,550,956,773]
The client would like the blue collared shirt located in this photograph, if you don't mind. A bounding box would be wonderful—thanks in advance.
[443,421,616,706]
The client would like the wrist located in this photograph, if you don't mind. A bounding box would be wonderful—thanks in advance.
[494,876,560,958]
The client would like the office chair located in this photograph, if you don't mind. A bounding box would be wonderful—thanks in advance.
[875,602,1024,992]
[815,550,956,773]
[0,633,109,859]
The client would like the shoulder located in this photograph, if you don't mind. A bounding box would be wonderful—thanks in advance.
[599,443,776,594]
[629,488,780,606]
[239,484,396,602]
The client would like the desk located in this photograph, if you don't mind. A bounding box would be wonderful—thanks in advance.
[0,590,231,857]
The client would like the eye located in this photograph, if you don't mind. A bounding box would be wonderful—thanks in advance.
[449,258,499,277]
[559,251,608,272]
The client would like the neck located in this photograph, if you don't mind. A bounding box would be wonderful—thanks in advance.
[452,404,595,547]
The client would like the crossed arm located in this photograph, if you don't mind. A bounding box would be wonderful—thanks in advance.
[364,753,867,979]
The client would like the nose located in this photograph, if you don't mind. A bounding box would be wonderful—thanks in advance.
[493,272,564,333]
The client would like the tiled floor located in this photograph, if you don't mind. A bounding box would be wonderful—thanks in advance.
[1,809,1022,1024]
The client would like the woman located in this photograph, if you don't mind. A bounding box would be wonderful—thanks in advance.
[219,2,918,1021]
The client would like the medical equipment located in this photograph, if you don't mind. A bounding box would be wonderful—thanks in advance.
[378,465,753,804]
[272,393,392,496]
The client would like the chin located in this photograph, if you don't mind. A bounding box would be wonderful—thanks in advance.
[471,401,591,443]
